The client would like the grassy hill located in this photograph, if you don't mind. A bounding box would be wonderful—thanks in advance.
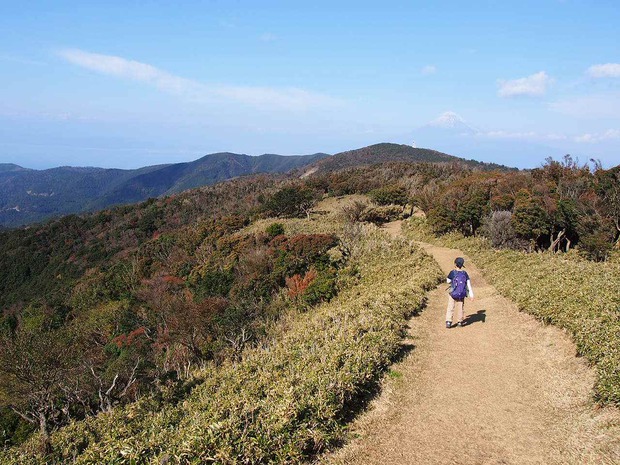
[302,143,515,175]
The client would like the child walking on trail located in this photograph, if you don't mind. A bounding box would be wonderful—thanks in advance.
[446,257,474,328]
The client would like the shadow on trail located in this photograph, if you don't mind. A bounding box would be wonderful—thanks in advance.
[463,309,486,325]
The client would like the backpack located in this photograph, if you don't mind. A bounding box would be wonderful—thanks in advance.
[449,270,468,300]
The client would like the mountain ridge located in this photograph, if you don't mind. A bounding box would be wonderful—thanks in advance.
[0,152,328,227]
[0,143,514,228]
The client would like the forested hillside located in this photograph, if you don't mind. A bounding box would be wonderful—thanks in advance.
[1,155,618,463]
[0,152,327,228]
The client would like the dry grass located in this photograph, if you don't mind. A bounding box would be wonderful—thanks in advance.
[243,195,370,237]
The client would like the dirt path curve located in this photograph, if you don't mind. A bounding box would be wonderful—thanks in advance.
[321,221,620,465]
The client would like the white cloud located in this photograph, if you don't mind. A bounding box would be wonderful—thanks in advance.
[57,48,339,110]
[477,130,537,139]
[497,71,552,97]
[474,130,569,142]
[421,65,436,75]
[475,128,619,144]
[58,49,194,95]
[574,129,620,143]
[587,63,620,78]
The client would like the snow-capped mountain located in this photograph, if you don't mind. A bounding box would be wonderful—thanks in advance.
[424,111,478,134]
[410,112,564,167]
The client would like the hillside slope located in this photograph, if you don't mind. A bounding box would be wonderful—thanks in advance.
[0,198,443,464]
[90,152,328,208]
[1,158,619,462]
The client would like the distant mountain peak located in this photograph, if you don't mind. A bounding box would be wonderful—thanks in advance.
[0,163,30,173]
[425,111,477,133]
[306,142,512,175]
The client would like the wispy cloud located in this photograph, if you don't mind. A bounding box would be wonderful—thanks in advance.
[574,129,620,143]
[56,48,339,110]
[497,71,552,97]
[58,49,194,94]
[474,127,620,144]
[587,63,620,78]
[421,65,436,75]
[473,130,567,142]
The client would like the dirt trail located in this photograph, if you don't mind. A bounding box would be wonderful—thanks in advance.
[321,221,620,465]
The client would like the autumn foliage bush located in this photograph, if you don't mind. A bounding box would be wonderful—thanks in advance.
[285,268,317,299]
[417,157,619,259]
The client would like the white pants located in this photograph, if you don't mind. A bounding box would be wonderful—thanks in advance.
[446,295,465,323]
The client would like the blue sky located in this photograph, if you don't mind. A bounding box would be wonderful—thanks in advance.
[1,1,619,169]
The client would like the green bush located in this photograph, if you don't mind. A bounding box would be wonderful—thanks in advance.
[301,270,337,307]
[265,186,318,218]
[193,269,235,299]
[360,205,403,225]
[266,222,285,238]
[368,185,409,206]
[0,408,34,448]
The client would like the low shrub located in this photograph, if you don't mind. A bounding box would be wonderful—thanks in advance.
[367,185,409,206]
[360,205,403,225]
[266,222,285,238]
[340,200,369,223]
[301,269,337,307]
[479,210,527,249]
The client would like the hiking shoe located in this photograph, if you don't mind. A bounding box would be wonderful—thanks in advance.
[446,321,451,329]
